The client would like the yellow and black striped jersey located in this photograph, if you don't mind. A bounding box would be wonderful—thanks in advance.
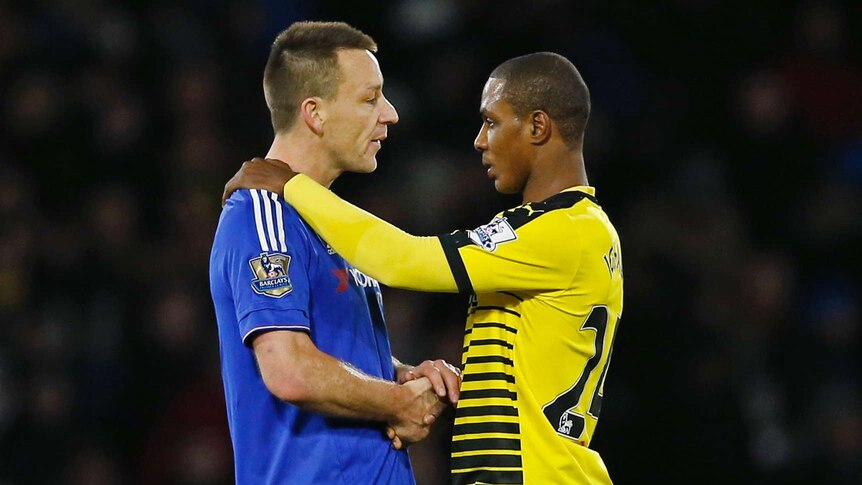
[439,187,622,485]
[280,176,623,485]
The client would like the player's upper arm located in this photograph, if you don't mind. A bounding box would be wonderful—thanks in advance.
[215,189,314,345]
[252,329,318,403]
[439,210,582,293]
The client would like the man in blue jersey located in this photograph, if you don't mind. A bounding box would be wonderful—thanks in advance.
[209,21,461,484]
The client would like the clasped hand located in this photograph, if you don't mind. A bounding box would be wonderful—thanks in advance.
[388,360,462,449]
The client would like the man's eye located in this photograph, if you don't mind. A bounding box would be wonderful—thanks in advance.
[367,97,378,105]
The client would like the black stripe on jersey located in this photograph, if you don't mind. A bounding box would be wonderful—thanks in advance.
[438,232,474,295]
[465,355,514,366]
[466,322,518,334]
[453,421,520,435]
[502,190,597,232]
[462,372,515,383]
[451,454,523,471]
[452,437,521,452]
[460,389,518,400]
[469,305,522,317]
[456,405,519,418]
[452,469,524,485]
[464,343,512,354]
[497,291,523,301]
[466,338,513,349]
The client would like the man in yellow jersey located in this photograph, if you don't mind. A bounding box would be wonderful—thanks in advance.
[224,52,623,485]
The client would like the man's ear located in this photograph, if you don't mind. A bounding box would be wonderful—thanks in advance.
[300,98,325,136]
[529,110,551,145]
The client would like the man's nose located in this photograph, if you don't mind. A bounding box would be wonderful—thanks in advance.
[474,126,487,151]
[380,95,399,125]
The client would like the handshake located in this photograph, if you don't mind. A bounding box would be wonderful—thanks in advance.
[387,359,462,449]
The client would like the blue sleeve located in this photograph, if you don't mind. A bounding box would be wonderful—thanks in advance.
[218,189,314,346]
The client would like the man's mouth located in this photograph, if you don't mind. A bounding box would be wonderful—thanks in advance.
[483,161,494,178]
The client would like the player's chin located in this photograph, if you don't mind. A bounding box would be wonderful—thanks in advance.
[354,146,380,173]
[493,178,519,194]
[354,156,378,173]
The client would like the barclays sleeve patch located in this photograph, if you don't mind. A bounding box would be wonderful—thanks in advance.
[248,252,293,297]
[467,216,517,252]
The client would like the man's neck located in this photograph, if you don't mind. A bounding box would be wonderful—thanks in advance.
[266,132,341,188]
[521,147,588,204]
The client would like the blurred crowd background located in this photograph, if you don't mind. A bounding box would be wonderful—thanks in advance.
[1,0,860,483]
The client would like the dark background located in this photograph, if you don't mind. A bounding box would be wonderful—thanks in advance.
[1,0,860,483]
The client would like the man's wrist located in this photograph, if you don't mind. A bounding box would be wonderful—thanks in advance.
[282,172,303,198]
[385,382,408,422]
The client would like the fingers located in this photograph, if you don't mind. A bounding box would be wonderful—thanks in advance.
[222,157,291,206]
[439,360,462,405]
[411,359,461,403]
[386,426,403,450]
[388,424,422,449]
[396,366,418,384]
[407,375,433,392]
[425,360,447,398]
[222,159,254,206]
[423,397,450,426]
[222,167,244,206]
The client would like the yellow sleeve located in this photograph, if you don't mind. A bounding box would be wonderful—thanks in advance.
[283,175,587,294]
[283,175,459,292]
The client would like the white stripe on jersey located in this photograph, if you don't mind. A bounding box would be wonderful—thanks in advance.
[261,192,279,251]
[270,192,287,252]
[249,189,269,251]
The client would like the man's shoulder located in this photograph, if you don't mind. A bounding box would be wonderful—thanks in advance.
[224,189,302,222]
[217,189,308,248]
[497,192,595,233]
[488,191,617,252]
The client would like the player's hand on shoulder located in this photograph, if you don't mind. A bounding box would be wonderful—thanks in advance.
[222,157,299,206]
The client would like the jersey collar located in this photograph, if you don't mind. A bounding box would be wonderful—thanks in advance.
[561,185,596,196]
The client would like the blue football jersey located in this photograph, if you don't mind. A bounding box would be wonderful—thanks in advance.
[209,189,415,485]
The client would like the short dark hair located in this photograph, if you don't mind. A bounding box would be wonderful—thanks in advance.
[490,52,590,147]
[264,21,377,133]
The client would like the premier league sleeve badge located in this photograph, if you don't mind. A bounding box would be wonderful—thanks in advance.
[467,216,517,252]
[248,252,293,297]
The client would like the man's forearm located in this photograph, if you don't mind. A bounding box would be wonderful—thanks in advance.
[296,355,405,421]
[256,335,403,421]
[283,346,442,447]
[253,330,436,425]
